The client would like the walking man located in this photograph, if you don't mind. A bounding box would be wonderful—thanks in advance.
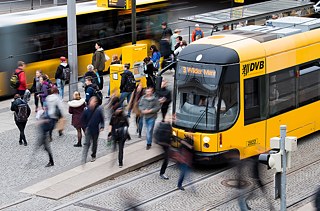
[92,42,108,90]
[55,56,70,100]
[82,96,105,163]
[139,87,161,150]
[120,63,136,116]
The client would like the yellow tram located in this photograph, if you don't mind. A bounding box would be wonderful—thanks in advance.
[173,17,320,163]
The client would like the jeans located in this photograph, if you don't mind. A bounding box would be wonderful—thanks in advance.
[120,92,132,116]
[178,163,189,188]
[56,79,65,100]
[82,130,99,163]
[136,115,143,136]
[16,121,27,144]
[145,117,156,145]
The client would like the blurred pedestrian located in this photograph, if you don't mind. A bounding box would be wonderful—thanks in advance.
[161,22,172,39]
[68,91,86,147]
[143,57,157,88]
[119,63,136,117]
[55,56,70,101]
[11,94,31,146]
[38,75,50,108]
[82,96,105,163]
[109,107,129,167]
[150,45,161,70]
[176,136,194,190]
[170,29,182,53]
[138,87,161,150]
[31,70,43,112]
[156,80,172,122]
[128,83,145,138]
[14,61,27,96]
[191,24,204,42]
[154,120,172,180]
[92,42,109,90]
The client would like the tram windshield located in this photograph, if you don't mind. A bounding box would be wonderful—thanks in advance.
[173,62,239,132]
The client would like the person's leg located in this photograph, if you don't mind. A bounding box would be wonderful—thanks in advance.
[161,106,168,122]
[126,92,132,117]
[145,117,156,147]
[20,121,27,145]
[91,133,99,160]
[61,80,65,100]
[178,163,187,189]
[74,128,82,147]
[82,130,92,163]
[16,121,23,145]
[138,116,143,137]
[43,130,54,166]
[56,79,62,99]
[119,92,127,107]
[160,146,169,175]
[34,93,39,111]
[118,138,125,166]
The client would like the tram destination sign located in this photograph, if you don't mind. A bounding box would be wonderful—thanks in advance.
[108,0,126,8]
[178,66,217,78]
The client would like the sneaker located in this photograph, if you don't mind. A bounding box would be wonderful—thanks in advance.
[178,186,185,191]
[146,145,151,150]
[45,162,54,167]
[19,141,23,145]
[138,134,141,138]
[74,143,82,147]
[23,142,28,146]
[160,174,169,180]
[91,157,96,162]
[119,163,123,168]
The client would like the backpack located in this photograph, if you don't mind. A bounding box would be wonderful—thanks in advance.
[154,122,172,146]
[124,72,136,92]
[90,86,103,105]
[10,71,22,89]
[62,66,70,81]
[15,101,30,122]
[194,29,203,40]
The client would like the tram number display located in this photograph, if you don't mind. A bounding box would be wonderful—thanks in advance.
[178,66,217,78]
[108,0,126,8]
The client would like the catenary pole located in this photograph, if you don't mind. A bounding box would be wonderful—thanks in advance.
[67,0,78,100]
[131,0,136,44]
[280,125,287,211]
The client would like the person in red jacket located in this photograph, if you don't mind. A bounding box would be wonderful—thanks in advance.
[191,24,204,42]
[15,61,27,96]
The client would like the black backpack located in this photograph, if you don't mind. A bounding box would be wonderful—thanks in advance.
[15,101,30,122]
[89,86,103,105]
[62,66,70,81]
[10,71,22,89]
[124,72,136,92]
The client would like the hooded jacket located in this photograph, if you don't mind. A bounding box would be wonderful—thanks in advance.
[92,48,105,72]
[68,98,86,129]
[15,68,27,91]
[55,62,70,80]
[138,94,161,119]
[46,93,65,119]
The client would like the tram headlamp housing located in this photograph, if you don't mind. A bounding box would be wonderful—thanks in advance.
[203,136,210,143]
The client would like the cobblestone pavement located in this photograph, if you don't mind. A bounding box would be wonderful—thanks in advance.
[0,73,174,210]
[11,130,318,211]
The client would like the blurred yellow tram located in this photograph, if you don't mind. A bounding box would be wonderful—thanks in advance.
[172,17,320,163]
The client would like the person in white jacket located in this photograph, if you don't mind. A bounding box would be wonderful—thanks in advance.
[174,40,188,56]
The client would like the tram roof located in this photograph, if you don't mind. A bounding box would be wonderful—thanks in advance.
[179,0,314,26]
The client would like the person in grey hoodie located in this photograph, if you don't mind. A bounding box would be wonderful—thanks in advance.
[139,87,161,150]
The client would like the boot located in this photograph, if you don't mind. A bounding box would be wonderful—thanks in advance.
[45,162,54,167]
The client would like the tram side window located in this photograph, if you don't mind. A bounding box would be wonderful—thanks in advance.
[298,62,320,106]
[244,77,260,125]
[269,69,296,117]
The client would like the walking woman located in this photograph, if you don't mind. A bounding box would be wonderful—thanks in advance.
[143,57,157,88]
[38,75,50,108]
[150,45,161,70]
[68,91,86,147]
[128,82,145,138]
[11,94,31,146]
[31,70,43,111]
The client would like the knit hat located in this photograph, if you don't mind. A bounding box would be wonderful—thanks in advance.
[60,56,66,62]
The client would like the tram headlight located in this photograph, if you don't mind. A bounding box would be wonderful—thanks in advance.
[203,136,210,143]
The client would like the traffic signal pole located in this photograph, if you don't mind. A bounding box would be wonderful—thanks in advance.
[67,0,78,100]
[280,125,287,211]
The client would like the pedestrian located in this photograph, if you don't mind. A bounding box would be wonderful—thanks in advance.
[84,64,99,86]
[154,120,172,180]
[109,107,129,167]
[38,75,50,108]
[55,56,70,101]
[119,63,136,117]
[176,136,193,190]
[174,40,188,56]
[92,42,109,90]
[128,82,145,138]
[31,70,43,112]
[170,29,182,53]
[156,80,172,122]
[191,24,204,42]
[14,61,27,96]
[143,57,157,88]
[46,87,65,140]
[150,45,161,70]
[174,36,182,51]
[161,21,173,39]
[84,76,99,104]
[68,91,86,147]
[160,36,172,69]
[81,96,105,163]
[138,87,161,150]
[11,94,31,146]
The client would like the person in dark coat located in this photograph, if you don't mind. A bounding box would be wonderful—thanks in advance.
[68,91,86,147]
[109,107,129,167]
[38,75,50,108]
[156,80,172,122]
[143,57,156,88]
[30,70,43,111]
[81,96,105,163]
[11,94,31,146]
[92,42,108,90]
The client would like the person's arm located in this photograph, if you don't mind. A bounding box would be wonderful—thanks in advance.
[55,66,61,79]
[191,30,196,42]
[10,101,16,112]
[151,98,161,113]
[68,106,73,114]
